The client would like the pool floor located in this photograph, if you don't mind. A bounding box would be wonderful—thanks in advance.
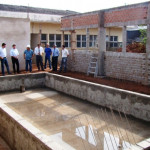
[0,88,150,150]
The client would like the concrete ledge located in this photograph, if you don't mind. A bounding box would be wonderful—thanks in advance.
[45,73,150,121]
[0,73,45,92]
[0,102,75,150]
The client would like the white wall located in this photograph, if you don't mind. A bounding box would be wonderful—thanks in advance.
[0,17,30,72]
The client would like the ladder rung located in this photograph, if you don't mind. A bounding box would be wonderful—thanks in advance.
[90,67,96,69]
[91,57,98,59]
[90,62,97,64]
[88,72,95,74]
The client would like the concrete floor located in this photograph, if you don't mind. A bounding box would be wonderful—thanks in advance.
[0,88,150,150]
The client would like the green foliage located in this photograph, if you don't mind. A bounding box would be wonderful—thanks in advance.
[139,28,147,45]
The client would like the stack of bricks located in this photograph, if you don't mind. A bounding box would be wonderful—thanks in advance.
[105,52,146,84]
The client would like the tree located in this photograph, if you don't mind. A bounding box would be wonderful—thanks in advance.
[139,28,147,45]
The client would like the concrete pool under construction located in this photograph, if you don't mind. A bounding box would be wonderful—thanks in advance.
[0,73,150,150]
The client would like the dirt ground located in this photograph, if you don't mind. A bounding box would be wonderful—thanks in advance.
[1,64,150,95]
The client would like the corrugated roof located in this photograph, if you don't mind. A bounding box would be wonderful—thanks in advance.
[0,4,79,16]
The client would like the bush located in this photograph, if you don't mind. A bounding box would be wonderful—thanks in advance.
[117,42,146,53]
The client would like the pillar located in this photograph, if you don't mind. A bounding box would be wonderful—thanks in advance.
[146,25,150,53]
[39,24,42,44]
[70,30,76,50]
[69,30,76,70]
[62,31,65,45]
[144,3,150,85]
[46,34,49,44]
[122,26,127,53]
[86,28,89,49]
[98,11,106,76]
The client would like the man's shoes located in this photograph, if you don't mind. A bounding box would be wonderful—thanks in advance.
[8,73,12,75]
[42,69,45,71]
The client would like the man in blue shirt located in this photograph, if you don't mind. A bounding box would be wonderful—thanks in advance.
[52,44,59,71]
[24,45,34,72]
[44,43,52,69]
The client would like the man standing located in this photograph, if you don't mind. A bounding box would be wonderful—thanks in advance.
[59,45,69,73]
[0,43,11,76]
[34,43,44,71]
[24,45,34,72]
[44,43,52,69]
[52,44,59,71]
[10,44,20,74]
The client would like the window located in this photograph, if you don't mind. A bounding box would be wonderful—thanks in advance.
[77,35,86,48]
[110,36,118,47]
[41,34,47,46]
[49,34,61,47]
[89,35,97,47]
[64,34,71,47]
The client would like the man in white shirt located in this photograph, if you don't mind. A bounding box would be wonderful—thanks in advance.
[0,43,11,76]
[10,44,20,74]
[34,43,44,71]
[59,45,69,73]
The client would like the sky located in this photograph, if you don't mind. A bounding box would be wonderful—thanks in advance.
[0,0,148,13]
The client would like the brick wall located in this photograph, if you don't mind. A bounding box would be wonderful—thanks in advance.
[61,2,149,29]
[61,18,72,28]
[104,7,147,24]
[61,13,99,29]
[67,50,149,85]
[67,50,97,73]
[105,52,147,83]
[73,14,99,27]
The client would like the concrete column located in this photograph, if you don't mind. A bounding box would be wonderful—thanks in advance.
[98,11,106,76]
[70,30,76,50]
[122,26,127,53]
[62,31,64,45]
[39,24,42,44]
[86,28,89,49]
[46,34,49,44]
[69,30,76,70]
[144,4,150,85]
[146,24,150,53]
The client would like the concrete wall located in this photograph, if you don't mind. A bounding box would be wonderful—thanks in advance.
[0,73,45,92]
[0,104,51,150]
[0,17,30,72]
[0,10,62,23]
[45,73,150,121]
[1,73,149,121]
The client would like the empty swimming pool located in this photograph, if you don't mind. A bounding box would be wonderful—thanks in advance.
[0,88,150,150]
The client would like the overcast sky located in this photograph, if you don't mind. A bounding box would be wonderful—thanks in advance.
[0,0,148,13]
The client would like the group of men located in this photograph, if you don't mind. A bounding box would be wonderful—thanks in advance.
[0,43,69,76]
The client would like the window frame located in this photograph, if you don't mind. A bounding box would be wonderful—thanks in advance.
[49,34,61,47]
[77,35,86,48]
[64,34,71,48]
[109,36,118,48]
[89,35,97,47]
